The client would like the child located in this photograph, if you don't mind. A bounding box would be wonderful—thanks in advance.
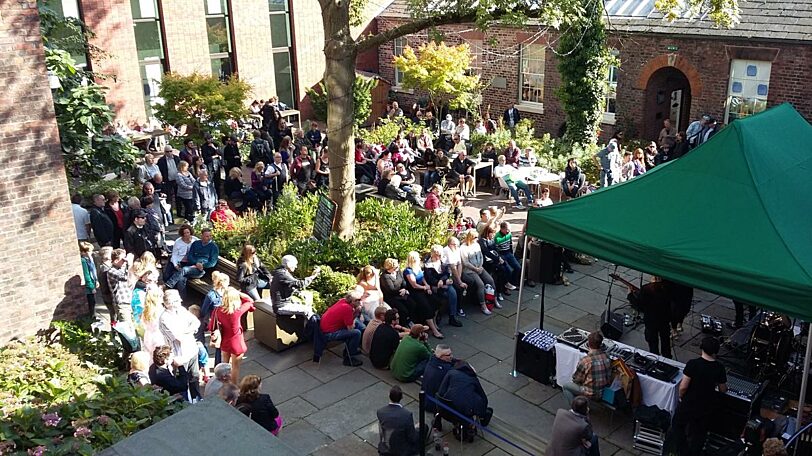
[187,305,210,382]
[79,242,98,316]
[96,246,115,322]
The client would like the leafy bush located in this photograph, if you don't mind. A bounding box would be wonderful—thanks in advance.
[69,179,139,200]
[51,320,124,372]
[0,376,185,456]
[306,75,378,130]
[310,266,359,314]
[0,340,99,416]
[357,117,422,146]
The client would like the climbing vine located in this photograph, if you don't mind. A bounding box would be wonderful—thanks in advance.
[555,0,613,147]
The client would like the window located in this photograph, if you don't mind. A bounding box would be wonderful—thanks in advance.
[603,63,619,124]
[393,37,407,86]
[41,0,88,68]
[269,0,294,108]
[467,39,482,75]
[726,59,771,123]
[130,0,166,117]
[205,0,233,81]
[519,44,545,105]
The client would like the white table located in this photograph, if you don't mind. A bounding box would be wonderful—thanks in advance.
[555,341,684,414]
[514,167,563,201]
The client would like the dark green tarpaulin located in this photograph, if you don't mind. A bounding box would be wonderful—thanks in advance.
[526,103,812,321]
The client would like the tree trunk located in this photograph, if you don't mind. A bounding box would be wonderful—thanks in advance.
[321,1,357,239]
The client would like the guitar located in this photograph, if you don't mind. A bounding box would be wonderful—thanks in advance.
[609,273,639,292]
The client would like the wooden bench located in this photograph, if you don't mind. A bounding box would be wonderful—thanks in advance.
[186,257,239,297]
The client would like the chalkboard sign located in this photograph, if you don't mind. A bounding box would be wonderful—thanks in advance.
[313,195,337,241]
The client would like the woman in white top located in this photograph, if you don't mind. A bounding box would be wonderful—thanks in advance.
[355,265,389,322]
[459,229,500,314]
[139,287,166,362]
[164,224,198,282]
[442,236,469,317]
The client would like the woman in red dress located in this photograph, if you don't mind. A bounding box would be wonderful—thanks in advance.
[209,287,254,382]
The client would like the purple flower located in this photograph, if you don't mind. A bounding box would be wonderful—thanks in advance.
[41,412,61,427]
[73,426,92,439]
[96,415,111,426]
[27,446,47,456]
[0,441,17,455]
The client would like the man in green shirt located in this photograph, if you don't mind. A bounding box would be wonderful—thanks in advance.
[390,324,432,382]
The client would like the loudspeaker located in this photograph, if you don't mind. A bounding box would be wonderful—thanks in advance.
[601,310,624,340]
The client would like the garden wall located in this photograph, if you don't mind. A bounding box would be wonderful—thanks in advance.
[0,0,86,346]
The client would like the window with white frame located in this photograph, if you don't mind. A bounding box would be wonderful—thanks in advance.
[726,59,771,123]
[467,39,482,75]
[519,44,545,105]
[603,63,619,124]
[393,37,407,86]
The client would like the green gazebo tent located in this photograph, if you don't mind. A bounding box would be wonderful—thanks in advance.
[526,103,812,321]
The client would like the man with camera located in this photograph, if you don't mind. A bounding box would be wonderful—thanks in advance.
[390,325,433,382]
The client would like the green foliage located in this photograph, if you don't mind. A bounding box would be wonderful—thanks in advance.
[357,117,422,146]
[310,266,359,313]
[655,0,740,28]
[555,0,611,147]
[153,72,252,137]
[393,42,483,115]
[69,178,140,201]
[0,375,185,455]
[306,75,378,130]
[51,320,125,372]
[0,339,99,416]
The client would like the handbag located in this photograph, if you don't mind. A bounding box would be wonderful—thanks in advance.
[209,312,222,348]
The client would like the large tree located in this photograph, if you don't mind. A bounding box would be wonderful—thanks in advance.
[320,0,740,238]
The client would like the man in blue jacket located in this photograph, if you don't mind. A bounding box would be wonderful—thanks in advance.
[164,227,219,298]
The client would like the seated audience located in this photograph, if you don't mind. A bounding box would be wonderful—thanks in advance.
[320,290,366,367]
[424,184,443,212]
[369,309,408,369]
[236,375,282,436]
[128,351,151,386]
[210,200,237,228]
[148,345,190,398]
[494,155,535,209]
[377,385,421,456]
[204,362,233,398]
[164,228,219,298]
[403,252,444,339]
[362,306,389,355]
[237,244,272,301]
[218,383,240,406]
[424,245,462,327]
[449,149,475,196]
[460,229,500,314]
[538,187,554,207]
[547,396,599,456]
[379,258,413,325]
[561,158,586,198]
[356,265,388,322]
[422,345,455,415]
[390,325,432,382]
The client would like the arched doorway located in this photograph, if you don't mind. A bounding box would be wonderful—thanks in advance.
[643,67,692,141]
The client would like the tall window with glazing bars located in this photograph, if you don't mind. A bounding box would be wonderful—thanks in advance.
[130,0,166,118]
[205,0,234,81]
[269,0,294,108]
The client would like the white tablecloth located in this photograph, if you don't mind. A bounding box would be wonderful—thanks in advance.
[554,341,685,414]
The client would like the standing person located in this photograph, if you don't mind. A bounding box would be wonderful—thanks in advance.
[668,337,727,455]
[306,121,322,147]
[671,131,690,160]
[175,161,196,222]
[376,385,421,456]
[89,194,115,247]
[104,191,126,248]
[320,290,366,367]
[269,255,320,317]
[248,130,272,168]
[390,325,432,382]
[223,135,242,172]
[96,246,115,323]
[71,194,91,242]
[121,209,151,258]
[236,375,282,435]
[547,396,600,456]
[314,147,330,189]
[666,280,693,338]
[157,145,180,213]
[136,153,160,185]
[209,287,254,382]
[625,276,673,358]
[658,119,676,156]
[107,249,135,323]
[494,222,521,291]
[159,289,202,401]
[193,168,218,218]
[237,244,272,301]
[79,242,98,316]
[179,138,200,168]
[560,332,613,405]
[503,104,521,129]
[200,133,223,195]
[594,140,621,187]
[139,287,166,362]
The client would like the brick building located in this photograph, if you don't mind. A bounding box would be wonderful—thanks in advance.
[48,0,384,125]
[0,0,86,345]
[376,0,812,142]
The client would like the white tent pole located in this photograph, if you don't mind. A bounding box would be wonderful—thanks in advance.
[794,326,812,455]
[511,235,530,378]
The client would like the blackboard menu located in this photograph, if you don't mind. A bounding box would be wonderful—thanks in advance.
[313,195,337,241]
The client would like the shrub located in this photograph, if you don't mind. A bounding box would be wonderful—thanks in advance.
[310,266,359,314]
[51,319,125,372]
[0,376,185,455]
[357,117,422,146]
[69,179,140,201]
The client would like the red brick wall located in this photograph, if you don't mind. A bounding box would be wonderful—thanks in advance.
[0,0,86,345]
[377,18,812,142]
[81,0,147,124]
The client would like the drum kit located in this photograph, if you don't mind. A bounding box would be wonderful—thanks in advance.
[747,311,797,382]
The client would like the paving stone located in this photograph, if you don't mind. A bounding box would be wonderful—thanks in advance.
[483,448,513,456]
[571,274,610,292]
[479,362,529,393]
[560,287,609,315]
[277,396,318,425]
[276,420,334,455]
[446,321,515,360]
[539,389,569,415]
[305,381,392,440]
[572,313,602,332]
[311,433,378,456]
[353,421,380,446]
[263,366,323,404]
[479,377,501,396]
[605,419,637,449]
[238,359,272,380]
[514,380,558,405]
[545,303,588,326]
[599,438,620,455]
[254,343,314,374]
[467,351,499,372]
[542,283,577,299]
[302,368,379,409]
[299,350,358,383]
[488,389,556,442]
